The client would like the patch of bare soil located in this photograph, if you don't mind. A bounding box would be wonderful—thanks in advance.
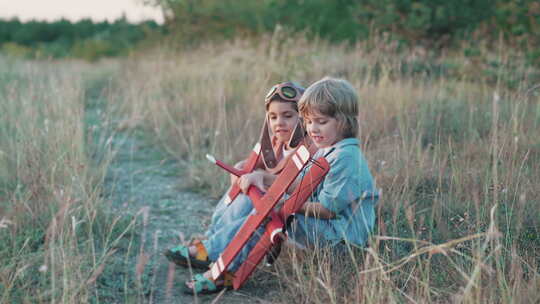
[92,114,281,303]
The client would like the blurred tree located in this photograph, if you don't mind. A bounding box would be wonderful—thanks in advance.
[146,0,539,49]
[0,18,21,44]
[353,0,494,45]
[265,0,363,41]
[0,17,163,60]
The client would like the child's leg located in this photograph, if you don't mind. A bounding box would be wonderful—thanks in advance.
[286,215,337,248]
[202,209,264,272]
[287,200,376,248]
[205,190,254,237]
[166,191,256,270]
[203,215,247,262]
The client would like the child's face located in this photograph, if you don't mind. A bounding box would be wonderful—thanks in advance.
[267,101,299,145]
[304,111,342,148]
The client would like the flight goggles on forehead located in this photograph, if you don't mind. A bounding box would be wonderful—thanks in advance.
[264,82,305,105]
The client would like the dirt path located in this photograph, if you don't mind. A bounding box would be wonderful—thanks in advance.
[85,77,278,303]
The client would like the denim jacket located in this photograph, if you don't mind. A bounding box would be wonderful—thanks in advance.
[297,137,380,246]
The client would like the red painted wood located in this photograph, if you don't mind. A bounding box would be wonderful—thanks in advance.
[226,143,261,204]
[232,157,330,289]
[210,147,310,281]
[215,159,245,177]
[279,157,330,217]
[233,229,273,290]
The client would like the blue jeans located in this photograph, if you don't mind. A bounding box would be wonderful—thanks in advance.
[202,189,261,271]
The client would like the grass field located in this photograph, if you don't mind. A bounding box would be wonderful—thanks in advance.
[1,32,539,303]
[0,58,140,303]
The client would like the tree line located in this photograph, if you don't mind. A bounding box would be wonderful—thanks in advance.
[155,0,539,44]
[0,17,163,61]
[154,0,540,63]
[2,0,539,63]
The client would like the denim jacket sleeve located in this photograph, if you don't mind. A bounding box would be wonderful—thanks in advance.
[318,152,362,215]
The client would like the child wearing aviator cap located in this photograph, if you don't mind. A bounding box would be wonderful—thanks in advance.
[164,81,316,294]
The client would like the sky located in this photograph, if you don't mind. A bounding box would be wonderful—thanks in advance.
[0,0,164,23]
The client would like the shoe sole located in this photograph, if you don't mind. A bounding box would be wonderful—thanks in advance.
[163,250,211,270]
[182,283,232,295]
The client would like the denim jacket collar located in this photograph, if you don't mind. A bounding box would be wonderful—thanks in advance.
[319,137,359,157]
[333,137,359,148]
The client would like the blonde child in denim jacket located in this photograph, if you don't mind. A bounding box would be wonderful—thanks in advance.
[164,82,314,284]
[289,76,379,249]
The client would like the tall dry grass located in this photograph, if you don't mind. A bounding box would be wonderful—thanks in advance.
[111,32,539,303]
[0,57,136,303]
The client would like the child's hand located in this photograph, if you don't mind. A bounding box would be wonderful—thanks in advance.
[230,160,246,186]
[230,173,238,186]
[237,171,266,193]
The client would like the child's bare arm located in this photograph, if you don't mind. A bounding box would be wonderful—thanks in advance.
[298,202,336,219]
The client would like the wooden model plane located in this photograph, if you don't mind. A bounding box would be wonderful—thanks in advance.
[206,144,330,289]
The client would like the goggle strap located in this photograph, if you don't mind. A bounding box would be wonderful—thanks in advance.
[265,85,277,100]
[288,120,305,149]
[260,117,277,169]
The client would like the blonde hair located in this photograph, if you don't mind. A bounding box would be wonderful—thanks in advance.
[299,76,359,138]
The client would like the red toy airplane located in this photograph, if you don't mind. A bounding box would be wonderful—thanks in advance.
[206,144,330,289]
